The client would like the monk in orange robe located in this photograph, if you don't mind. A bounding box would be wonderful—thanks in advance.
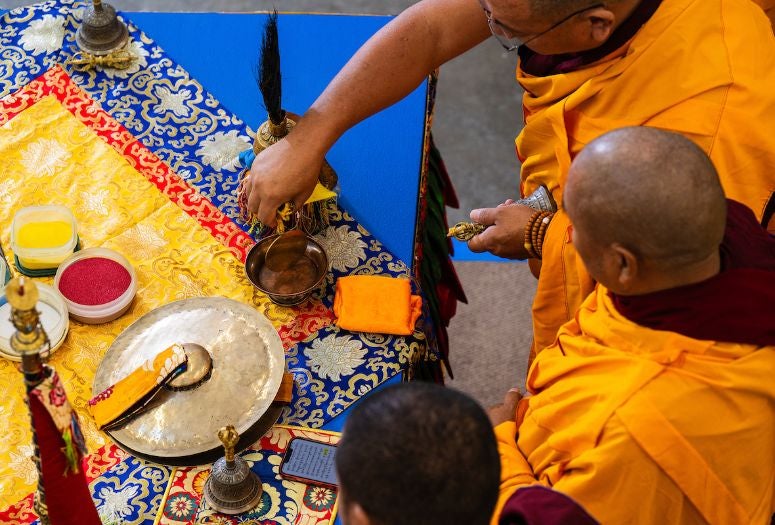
[472,0,775,354]
[241,0,775,361]
[489,127,775,524]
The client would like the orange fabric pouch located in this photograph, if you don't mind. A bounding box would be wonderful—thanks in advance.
[334,275,422,335]
[88,344,187,430]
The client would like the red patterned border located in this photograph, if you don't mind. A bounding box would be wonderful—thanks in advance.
[83,443,128,483]
[0,66,255,263]
[0,494,34,525]
[278,302,336,349]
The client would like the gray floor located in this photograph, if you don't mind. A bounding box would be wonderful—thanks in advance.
[1,0,535,406]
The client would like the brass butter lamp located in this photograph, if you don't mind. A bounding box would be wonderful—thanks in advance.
[8,277,51,524]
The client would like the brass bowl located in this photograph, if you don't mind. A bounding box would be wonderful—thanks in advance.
[245,234,328,306]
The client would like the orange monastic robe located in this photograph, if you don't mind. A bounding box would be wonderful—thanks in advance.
[493,285,775,524]
[518,0,775,352]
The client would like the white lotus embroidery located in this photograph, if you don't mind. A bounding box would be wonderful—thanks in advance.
[196,130,249,171]
[304,334,367,381]
[20,138,70,177]
[317,226,368,271]
[79,189,110,216]
[152,85,192,118]
[97,484,140,521]
[120,223,167,260]
[19,15,65,55]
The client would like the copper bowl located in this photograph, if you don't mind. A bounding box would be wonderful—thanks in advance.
[245,234,328,306]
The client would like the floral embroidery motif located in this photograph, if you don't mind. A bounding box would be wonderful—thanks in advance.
[47,374,67,407]
[303,486,336,512]
[19,137,70,177]
[88,386,113,406]
[304,334,367,382]
[79,189,110,216]
[192,470,209,495]
[164,493,196,520]
[96,483,141,522]
[18,15,65,55]
[196,130,250,171]
[119,222,168,260]
[316,226,367,272]
[152,85,193,118]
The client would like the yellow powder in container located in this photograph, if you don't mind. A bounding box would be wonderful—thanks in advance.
[17,221,73,249]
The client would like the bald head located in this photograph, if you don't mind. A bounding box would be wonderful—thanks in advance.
[564,127,726,276]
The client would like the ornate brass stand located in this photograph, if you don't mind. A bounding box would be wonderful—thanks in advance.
[7,278,52,525]
[203,425,263,514]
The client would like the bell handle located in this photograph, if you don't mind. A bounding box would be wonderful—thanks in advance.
[218,425,240,462]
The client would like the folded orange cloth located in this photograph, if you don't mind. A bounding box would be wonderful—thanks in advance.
[88,344,187,430]
[334,275,422,335]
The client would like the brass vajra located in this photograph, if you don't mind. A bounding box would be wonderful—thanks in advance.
[447,221,486,241]
[67,49,135,70]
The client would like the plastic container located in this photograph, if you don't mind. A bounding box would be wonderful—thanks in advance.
[0,282,70,361]
[11,205,78,272]
[54,247,137,324]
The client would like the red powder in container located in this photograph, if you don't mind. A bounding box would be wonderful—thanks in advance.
[58,257,131,305]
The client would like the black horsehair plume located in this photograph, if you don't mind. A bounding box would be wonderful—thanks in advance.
[256,10,285,126]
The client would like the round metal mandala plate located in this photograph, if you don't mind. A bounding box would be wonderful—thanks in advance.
[93,297,286,465]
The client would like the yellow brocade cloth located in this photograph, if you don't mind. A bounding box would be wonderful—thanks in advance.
[334,275,422,335]
[516,0,775,353]
[492,285,775,524]
[0,95,294,506]
[87,344,187,430]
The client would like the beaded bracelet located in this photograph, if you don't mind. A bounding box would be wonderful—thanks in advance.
[523,211,544,259]
[524,211,553,259]
[534,213,553,259]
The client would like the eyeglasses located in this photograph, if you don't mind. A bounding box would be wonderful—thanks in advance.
[482,3,606,52]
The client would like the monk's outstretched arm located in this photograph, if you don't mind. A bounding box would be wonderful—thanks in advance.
[245,0,491,225]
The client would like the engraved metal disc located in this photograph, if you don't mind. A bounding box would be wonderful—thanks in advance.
[93,297,285,465]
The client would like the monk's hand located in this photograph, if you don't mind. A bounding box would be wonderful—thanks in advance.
[488,388,522,427]
[245,136,323,228]
[467,203,535,259]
